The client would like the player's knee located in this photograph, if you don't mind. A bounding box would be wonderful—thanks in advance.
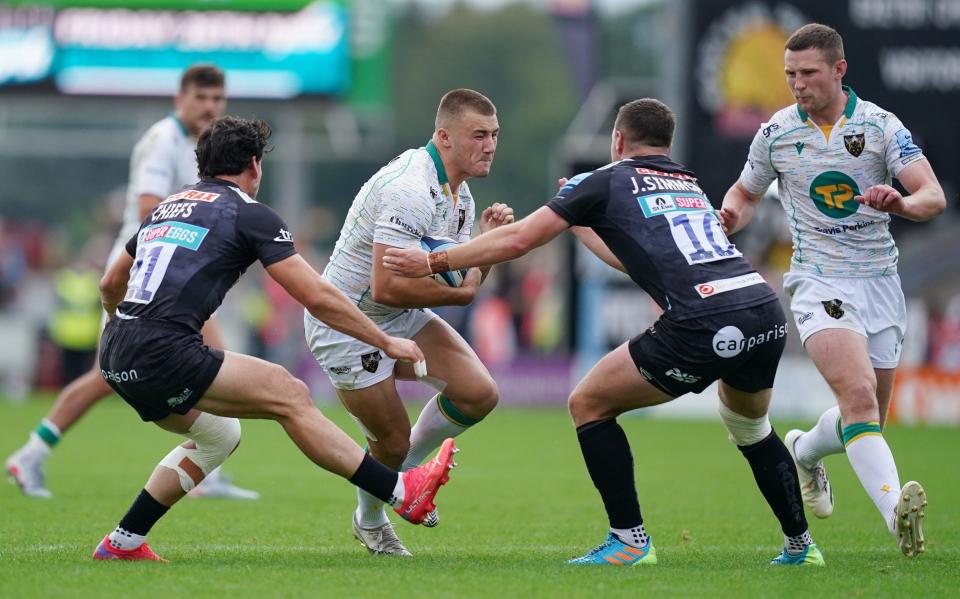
[159,413,241,492]
[837,380,879,420]
[270,370,313,419]
[373,431,410,468]
[567,389,606,426]
[718,400,771,446]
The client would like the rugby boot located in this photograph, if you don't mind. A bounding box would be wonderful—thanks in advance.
[352,515,412,556]
[567,533,657,566]
[893,481,927,558]
[785,429,833,518]
[93,535,168,562]
[5,447,52,499]
[394,438,457,524]
[770,543,825,566]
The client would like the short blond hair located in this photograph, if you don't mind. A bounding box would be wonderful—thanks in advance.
[435,88,496,128]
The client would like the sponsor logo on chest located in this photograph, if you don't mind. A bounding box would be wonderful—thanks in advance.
[139,222,209,251]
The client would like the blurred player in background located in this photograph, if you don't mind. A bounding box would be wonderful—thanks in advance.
[6,64,259,500]
[383,98,823,566]
[92,115,455,562]
[720,23,945,558]
[305,89,513,556]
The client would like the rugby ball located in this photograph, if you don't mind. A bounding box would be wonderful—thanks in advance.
[419,236,468,287]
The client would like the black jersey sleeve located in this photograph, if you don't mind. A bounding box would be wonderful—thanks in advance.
[546,169,610,226]
[124,233,138,257]
[236,202,298,267]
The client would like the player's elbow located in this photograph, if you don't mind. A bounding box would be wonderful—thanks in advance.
[369,282,399,307]
[506,230,533,257]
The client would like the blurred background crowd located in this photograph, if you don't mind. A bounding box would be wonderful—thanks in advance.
[1,0,958,423]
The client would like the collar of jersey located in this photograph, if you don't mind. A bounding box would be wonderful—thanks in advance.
[171,113,189,137]
[425,140,449,186]
[796,85,857,123]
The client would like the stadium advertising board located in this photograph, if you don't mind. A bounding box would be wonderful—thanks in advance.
[686,0,960,205]
[0,1,348,98]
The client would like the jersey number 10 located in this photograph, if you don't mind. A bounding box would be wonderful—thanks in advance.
[668,211,740,265]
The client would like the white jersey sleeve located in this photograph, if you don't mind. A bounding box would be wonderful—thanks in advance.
[373,187,435,248]
[739,126,778,196]
[130,128,179,199]
[882,113,925,178]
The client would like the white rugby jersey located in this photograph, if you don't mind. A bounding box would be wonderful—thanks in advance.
[739,87,925,276]
[322,141,476,321]
[118,115,199,245]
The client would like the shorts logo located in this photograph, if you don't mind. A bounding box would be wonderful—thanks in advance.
[798,312,814,325]
[166,388,193,407]
[843,134,865,157]
[360,351,382,373]
[698,284,715,296]
[328,366,350,375]
[665,368,700,384]
[713,322,788,358]
[713,325,745,358]
[822,299,845,319]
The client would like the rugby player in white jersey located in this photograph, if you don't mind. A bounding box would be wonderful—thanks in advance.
[720,23,946,558]
[6,64,258,500]
[305,89,513,556]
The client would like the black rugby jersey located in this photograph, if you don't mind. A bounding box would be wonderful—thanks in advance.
[548,155,775,320]
[118,177,297,331]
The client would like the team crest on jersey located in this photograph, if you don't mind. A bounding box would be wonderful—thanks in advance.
[822,299,845,319]
[458,208,466,232]
[360,351,382,373]
[844,134,865,157]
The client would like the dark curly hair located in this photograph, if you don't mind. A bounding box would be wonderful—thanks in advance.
[196,116,272,178]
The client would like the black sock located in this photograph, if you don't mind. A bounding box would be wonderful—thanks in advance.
[737,430,808,537]
[576,419,642,529]
[348,453,399,503]
[117,489,170,536]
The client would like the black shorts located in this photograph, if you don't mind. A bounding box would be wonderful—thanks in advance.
[99,318,224,422]
[628,299,787,397]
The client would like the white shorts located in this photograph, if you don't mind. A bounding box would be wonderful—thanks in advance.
[304,308,437,390]
[783,272,906,369]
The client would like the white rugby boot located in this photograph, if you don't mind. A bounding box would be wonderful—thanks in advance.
[5,446,52,499]
[785,429,833,518]
[352,515,412,556]
[188,467,260,500]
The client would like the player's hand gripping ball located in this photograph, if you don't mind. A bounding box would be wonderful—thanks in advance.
[419,236,468,287]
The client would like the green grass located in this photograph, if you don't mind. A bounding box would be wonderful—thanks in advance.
[1,395,958,597]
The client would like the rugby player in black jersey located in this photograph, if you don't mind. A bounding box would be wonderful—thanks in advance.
[383,99,824,567]
[91,116,458,562]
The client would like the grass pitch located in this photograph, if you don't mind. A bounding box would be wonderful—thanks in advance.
[1,394,957,598]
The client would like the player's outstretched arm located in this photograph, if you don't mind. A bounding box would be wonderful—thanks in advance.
[855,159,945,221]
[99,250,134,317]
[266,254,424,365]
[570,226,627,273]
[370,243,479,308]
[383,206,569,278]
[719,181,764,235]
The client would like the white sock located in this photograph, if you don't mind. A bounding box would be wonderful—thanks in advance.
[400,394,473,471]
[386,476,405,510]
[843,426,901,533]
[24,433,53,459]
[784,530,813,555]
[108,526,146,551]
[794,406,844,468]
[355,489,389,528]
[611,524,648,548]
